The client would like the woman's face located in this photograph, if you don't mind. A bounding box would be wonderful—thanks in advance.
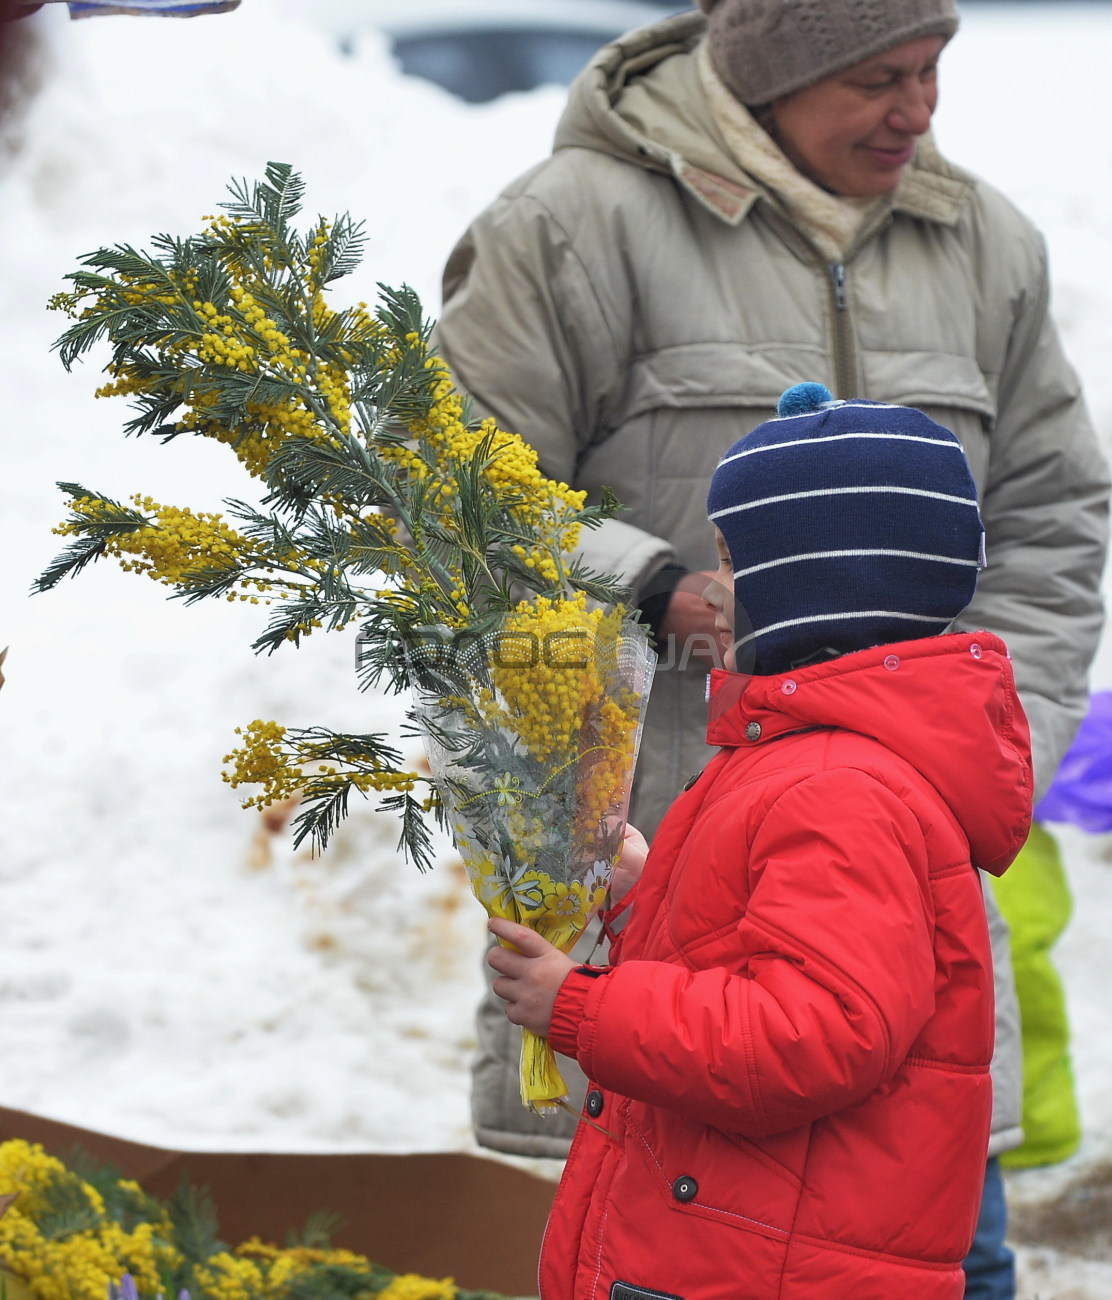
[769,35,946,198]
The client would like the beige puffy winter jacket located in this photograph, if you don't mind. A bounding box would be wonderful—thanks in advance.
[437,11,1109,1160]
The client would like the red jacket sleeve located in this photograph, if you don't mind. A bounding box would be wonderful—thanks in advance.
[550,768,942,1136]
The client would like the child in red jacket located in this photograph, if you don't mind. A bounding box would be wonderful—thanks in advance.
[488,384,1032,1300]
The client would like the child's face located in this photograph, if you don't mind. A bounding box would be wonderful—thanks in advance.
[703,526,738,670]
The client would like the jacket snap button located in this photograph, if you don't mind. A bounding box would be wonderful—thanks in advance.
[745,721,762,742]
[683,772,701,791]
[781,679,797,695]
[970,642,983,659]
[672,1175,698,1203]
[585,1089,604,1119]
[884,655,900,672]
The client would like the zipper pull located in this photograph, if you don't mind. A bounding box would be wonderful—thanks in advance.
[829,262,848,311]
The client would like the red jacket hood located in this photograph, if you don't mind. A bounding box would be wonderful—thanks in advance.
[706,632,1032,876]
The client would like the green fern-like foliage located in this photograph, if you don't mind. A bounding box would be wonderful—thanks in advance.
[37,163,628,862]
[0,1139,516,1299]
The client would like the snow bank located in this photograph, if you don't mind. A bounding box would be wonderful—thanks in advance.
[0,4,1110,1288]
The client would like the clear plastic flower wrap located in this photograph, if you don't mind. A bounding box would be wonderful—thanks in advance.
[407,597,655,1109]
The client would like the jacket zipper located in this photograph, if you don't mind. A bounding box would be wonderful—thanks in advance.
[750,205,858,397]
[827,261,856,397]
[754,200,889,401]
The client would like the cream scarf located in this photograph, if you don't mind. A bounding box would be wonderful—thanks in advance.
[696,41,887,261]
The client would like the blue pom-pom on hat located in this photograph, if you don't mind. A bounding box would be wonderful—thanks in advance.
[777,382,834,418]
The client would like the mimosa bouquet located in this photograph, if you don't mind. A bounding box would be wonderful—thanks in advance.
[36,163,655,1109]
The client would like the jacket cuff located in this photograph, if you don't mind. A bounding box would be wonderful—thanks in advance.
[548,965,608,1059]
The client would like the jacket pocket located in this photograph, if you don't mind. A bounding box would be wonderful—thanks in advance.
[580,343,813,569]
[860,350,995,490]
[621,1099,801,1240]
[587,1103,795,1300]
[619,342,828,426]
[861,350,996,427]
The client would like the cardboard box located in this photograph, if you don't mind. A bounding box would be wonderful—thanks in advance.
[0,1106,557,1297]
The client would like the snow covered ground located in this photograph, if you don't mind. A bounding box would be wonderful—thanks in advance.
[1,2,1111,1295]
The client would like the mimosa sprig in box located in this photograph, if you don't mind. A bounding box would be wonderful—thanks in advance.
[37,163,655,1109]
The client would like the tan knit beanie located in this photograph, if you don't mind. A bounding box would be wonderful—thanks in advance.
[698,0,959,105]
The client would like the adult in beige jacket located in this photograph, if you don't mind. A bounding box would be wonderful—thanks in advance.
[438,1,1108,1292]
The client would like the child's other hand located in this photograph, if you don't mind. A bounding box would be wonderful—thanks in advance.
[487,918,576,1036]
[610,824,649,907]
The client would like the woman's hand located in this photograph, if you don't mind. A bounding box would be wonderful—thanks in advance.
[610,824,649,907]
[657,569,725,669]
[487,917,576,1036]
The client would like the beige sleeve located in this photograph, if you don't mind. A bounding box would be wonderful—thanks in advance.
[437,189,674,598]
[954,236,1110,800]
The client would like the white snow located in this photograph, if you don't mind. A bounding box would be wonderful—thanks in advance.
[0,3,1111,1295]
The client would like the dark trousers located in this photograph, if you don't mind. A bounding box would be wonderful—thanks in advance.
[962,1158,1016,1299]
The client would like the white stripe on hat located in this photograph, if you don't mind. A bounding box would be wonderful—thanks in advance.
[735,608,948,649]
[710,485,981,521]
[734,547,983,578]
[771,401,904,423]
[716,430,966,467]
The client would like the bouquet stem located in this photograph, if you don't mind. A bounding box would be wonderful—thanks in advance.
[494,914,586,1111]
[521,1029,570,1111]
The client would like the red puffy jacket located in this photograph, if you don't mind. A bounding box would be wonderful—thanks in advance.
[543,632,1032,1300]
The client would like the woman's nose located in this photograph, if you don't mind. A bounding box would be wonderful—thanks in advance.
[888,80,934,135]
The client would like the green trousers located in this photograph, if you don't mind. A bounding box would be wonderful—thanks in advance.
[989,822,1081,1167]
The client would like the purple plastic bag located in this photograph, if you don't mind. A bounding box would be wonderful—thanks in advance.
[15,2,240,15]
[1036,691,1112,832]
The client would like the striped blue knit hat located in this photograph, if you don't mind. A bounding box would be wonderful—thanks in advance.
[707,383,984,676]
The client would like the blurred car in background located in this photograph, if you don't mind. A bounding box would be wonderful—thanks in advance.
[290,0,689,103]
